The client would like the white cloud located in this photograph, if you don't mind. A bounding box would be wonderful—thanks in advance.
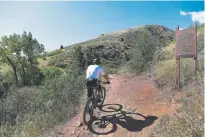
[179,28,184,30]
[180,10,205,24]
[188,11,205,24]
[180,11,187,16]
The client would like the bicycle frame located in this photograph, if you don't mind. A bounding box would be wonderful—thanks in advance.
[91,85,102,108]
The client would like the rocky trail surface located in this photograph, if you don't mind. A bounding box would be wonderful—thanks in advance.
[56,74,181,137]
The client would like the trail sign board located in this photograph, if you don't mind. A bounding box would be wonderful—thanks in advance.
[175,25,198,90]
[175,25,197,59]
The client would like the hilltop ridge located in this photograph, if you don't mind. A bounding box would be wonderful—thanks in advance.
[66,25,174,48]
[47,24,175,74]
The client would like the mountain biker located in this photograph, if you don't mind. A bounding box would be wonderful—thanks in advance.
[85,58,110,99]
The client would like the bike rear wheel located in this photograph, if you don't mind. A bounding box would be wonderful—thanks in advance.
[83,97,93,125]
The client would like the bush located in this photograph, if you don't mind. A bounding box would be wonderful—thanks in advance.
[154,43,175,62]
[103,64,119,74]
[128,30,159,74]
[0,69,15,87]
[0,71,85,137]
[155,58,202,88]
[47,49,63,57]
[155,59,176,87]
[41,66,64,80]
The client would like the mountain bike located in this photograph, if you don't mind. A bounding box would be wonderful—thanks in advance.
[83,80,109,125]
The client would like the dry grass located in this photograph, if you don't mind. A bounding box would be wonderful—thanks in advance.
[155,58,199,89]
[149,82,204,137]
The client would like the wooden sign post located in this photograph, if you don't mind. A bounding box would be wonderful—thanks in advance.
[175,24,198,90]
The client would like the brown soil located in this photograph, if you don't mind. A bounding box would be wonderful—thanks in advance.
[57,74,181,137]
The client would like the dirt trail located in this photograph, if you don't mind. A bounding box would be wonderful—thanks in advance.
[57,75,181,137]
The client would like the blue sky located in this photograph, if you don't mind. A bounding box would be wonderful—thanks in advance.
[0,1,204,51]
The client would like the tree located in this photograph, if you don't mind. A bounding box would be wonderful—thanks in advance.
[0,34,22,86]
[60,45,64,49]
[21,31,45,85]
[0,31,45,86]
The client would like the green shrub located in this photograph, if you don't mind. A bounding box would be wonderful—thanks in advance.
[197,23,204,35]
[155,59,176,87]
[47,49,63,57]
[155,58,202,88]
[41,66,63,80]
[103,64,119,74]
[154,43,175,62]
[0,69,14,87]
[47,54,68,68]
[128,30,159,74]
[0,71,85,137]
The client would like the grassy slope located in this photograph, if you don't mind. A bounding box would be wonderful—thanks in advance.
[40,25,174,74]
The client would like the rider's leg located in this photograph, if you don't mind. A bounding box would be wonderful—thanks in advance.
[92,79,101,103]
[87,87,93,98]
[85,79,93,99]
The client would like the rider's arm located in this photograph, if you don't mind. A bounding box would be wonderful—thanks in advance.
[100,67,110,83]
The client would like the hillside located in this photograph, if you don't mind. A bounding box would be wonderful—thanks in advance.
[44,25,174,74]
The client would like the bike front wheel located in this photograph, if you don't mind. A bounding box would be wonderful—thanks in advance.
[83,97,93,125]
[96,87,106,107]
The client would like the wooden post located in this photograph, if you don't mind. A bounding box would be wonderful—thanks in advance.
[176,59,180,89]
[194,58,198,80]
[175,25,180,90]
[193,24,198,81]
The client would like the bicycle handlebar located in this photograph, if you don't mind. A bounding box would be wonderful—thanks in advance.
[98,80,110,84]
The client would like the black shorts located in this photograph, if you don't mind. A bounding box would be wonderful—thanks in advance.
[85,78,99,87]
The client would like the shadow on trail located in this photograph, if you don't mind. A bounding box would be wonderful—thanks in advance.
[99,103,123,112]
[88,104,158,135]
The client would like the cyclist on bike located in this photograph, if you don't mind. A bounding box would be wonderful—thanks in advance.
[85,58,110,99]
